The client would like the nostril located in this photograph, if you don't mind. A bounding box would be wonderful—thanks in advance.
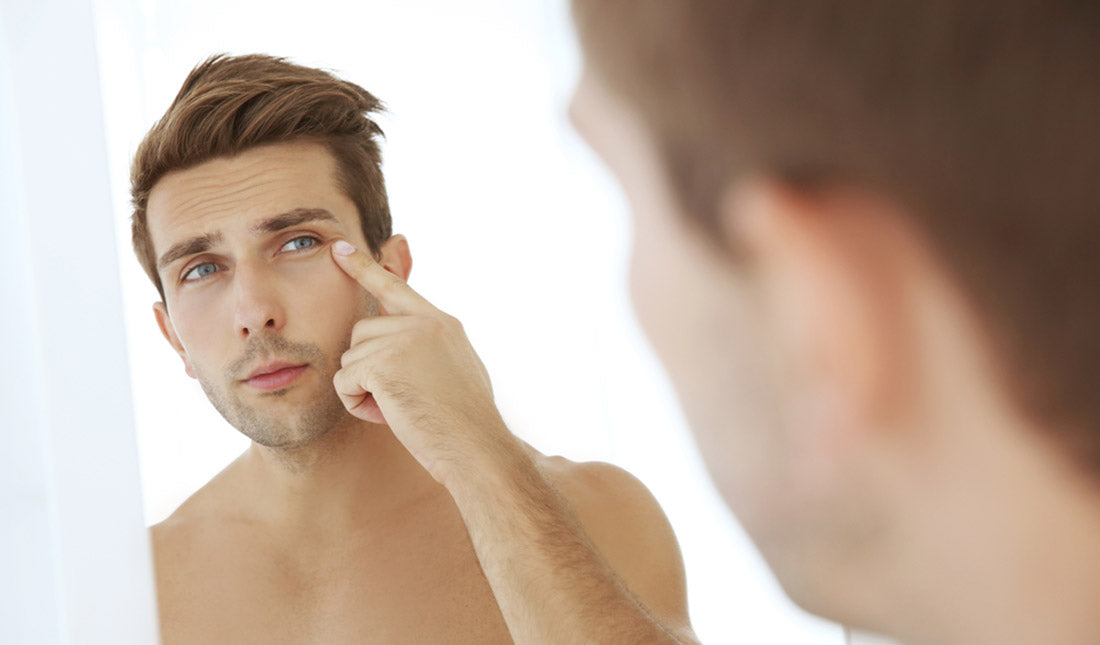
[265,319,276,328]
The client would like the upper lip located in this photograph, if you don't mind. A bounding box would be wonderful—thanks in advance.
[244,361,307,381]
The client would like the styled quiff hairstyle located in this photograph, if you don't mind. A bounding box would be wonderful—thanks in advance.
[573,1,1100,474]
[130,54,391,299]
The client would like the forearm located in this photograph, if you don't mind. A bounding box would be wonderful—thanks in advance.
[442,430,694,645]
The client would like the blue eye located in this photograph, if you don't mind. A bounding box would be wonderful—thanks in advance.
[183,262,218,281]
[280,236,318,252]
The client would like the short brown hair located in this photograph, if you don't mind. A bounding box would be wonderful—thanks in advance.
[574,2,1100,473]
[131,54,391,300]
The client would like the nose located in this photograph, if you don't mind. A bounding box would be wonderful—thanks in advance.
[233,260,286,339]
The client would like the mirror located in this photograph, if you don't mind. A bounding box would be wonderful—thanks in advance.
[95,0,843,641]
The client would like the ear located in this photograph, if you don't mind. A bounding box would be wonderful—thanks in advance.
[378,234,413,281]
[718,178,919,444]
[153,301,196,379]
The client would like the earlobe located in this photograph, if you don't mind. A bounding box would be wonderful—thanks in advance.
[153,302,196,379]
[379,234,413,281]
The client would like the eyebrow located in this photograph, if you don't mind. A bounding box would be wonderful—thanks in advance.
[156,208,340,270]
[157,232,223,270]
[251,207,339,234]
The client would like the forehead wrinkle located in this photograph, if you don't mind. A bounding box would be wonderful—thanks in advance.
[148,143,352,271]
[166,170,287,222]
[154,142,342,224]
[151,172,281,273]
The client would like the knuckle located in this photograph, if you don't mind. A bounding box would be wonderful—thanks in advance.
[351,319,374,341]
[379,344,402,364]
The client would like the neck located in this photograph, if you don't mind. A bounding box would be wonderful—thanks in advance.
[234,417,440,535]
[863,411,1100,645]
[862,267,1100,644]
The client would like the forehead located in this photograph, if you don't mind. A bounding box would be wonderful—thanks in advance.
[146,140,356,255]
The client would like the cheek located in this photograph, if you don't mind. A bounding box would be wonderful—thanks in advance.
[627,203,689,351]
[628,213,792,519]
[626,229,664,346]
[627,211,723,378]
[169,295,230,364]
[284,258,371,341]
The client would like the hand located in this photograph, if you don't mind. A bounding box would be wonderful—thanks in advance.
[330,239,508,482]
[330,246,694,645]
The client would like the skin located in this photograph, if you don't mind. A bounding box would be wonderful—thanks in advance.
[568,67,1100,644]
[146,140,691,644]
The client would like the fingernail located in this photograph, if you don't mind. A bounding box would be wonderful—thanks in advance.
[333,240,356,256]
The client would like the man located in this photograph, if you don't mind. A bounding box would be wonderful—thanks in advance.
[131,54,692,644]
[227,3,1097,645]
[429,1,1099,643]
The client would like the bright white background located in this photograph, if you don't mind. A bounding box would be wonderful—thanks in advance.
[92,0,846,642]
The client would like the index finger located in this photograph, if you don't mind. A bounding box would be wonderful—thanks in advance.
[331,240,436,315]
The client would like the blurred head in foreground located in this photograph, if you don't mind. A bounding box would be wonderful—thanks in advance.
[570,1,1100,642]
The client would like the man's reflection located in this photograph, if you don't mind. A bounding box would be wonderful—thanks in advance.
[130,54,692,644]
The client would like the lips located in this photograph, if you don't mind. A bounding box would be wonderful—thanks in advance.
[243,361,308,391]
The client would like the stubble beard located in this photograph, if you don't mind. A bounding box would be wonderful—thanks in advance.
[195,295,379,451]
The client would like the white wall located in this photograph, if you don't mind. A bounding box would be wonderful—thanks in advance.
[0,0,158,643]
[92,0,847,642]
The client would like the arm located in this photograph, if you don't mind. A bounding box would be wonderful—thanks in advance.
[329,240,698,644]
[447,448,697,644]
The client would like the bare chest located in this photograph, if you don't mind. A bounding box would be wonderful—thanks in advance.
[155,511,511,644]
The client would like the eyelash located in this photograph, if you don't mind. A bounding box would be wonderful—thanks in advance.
[180,235,323,283]
[278,235,320,253]
[182,261,220,282]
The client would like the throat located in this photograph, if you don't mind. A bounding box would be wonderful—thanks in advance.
[241,421,441,531]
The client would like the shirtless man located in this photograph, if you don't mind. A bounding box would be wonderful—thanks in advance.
[131,54,691,644]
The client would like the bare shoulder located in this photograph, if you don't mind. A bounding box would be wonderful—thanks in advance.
[148,493,215,633]
[536,455,670,537]
[149,499,204,563]
[147,462,274,643]
[148,488,219,588]
[148,457,248,576]
[533,452,694,635]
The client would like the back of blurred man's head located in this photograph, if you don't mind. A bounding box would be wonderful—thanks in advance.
[572,1,1100,640]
